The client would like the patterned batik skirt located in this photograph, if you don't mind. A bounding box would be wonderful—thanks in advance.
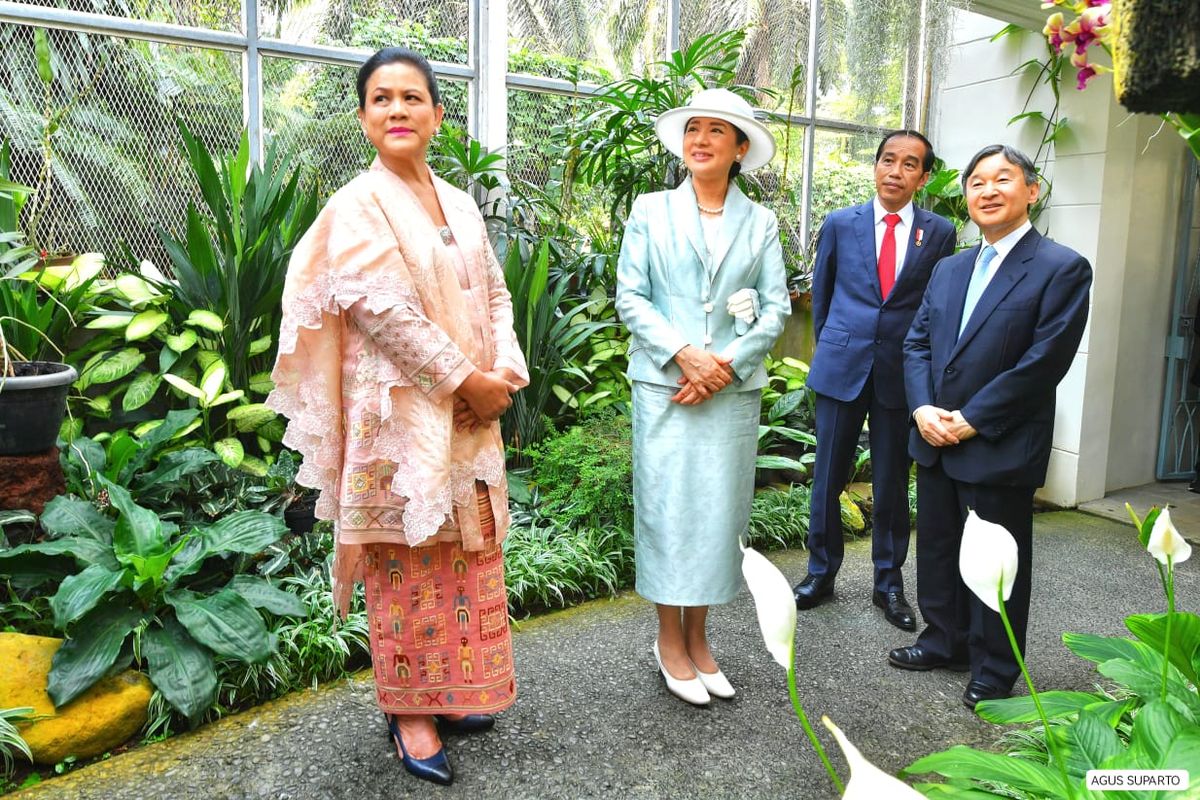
[362,486,516,715]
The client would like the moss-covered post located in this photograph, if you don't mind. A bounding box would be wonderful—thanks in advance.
[1111,0,1200,113]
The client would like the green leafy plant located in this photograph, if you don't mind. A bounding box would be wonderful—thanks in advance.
[570,30,748,229]
[0,253,102,371]
[746,484,811,550]
[903,506,1200,798]
[0,140,37,278]
[500,238,613,459]
[528,410,634,530]
[0,707,33,779]
[0,480,298,722]
[69,122,315,465]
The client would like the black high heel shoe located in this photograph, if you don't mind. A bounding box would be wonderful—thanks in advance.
[386,714,453,786]
[436,714,495,735]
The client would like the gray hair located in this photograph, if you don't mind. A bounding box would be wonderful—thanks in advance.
[961,145,1038,190]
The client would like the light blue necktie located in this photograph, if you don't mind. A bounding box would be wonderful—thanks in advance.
[958,244,998,338]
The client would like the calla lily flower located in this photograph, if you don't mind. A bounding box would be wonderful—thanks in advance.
[959,509,1018,613]
[1148,507,1192,566]
[740,543,796,670]
[822,717,925,799]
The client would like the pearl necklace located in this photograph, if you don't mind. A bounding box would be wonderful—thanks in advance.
[697,202,725,215]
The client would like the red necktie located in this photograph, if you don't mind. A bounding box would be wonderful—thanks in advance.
[878,213,901,300]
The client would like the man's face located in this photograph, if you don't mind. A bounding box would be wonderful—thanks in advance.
[964,153,1040,242]
[873,136,931,212]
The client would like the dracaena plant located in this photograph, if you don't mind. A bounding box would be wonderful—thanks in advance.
[0,477,302,722]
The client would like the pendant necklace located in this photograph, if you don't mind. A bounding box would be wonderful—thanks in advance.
[438,226,454,245]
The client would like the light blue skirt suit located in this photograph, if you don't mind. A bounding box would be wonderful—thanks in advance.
[615,178,790,606]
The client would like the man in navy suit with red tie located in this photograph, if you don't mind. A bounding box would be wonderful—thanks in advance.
[890,145,1092,711]
[793,131,957,630]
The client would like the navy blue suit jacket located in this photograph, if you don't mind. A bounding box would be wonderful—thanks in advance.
[806,201,957,409]
[903,228,1092,487]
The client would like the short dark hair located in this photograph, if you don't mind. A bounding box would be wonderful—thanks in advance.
[875,130,935,173]
[356,47,441,110]
[961,144,1038,190]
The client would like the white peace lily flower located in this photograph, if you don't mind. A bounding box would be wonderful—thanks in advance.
[822,717,925,799]
[740,543,795,669]
[1148,507,1192,566]
[958,509,1018,613]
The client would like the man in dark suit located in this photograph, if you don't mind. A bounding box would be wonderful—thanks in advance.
[889,144,1092,711]
[793,131,957,631]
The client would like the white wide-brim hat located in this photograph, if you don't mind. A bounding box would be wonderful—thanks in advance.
[654,88,776,172]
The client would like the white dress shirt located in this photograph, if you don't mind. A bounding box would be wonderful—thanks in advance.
[873,197,915,280]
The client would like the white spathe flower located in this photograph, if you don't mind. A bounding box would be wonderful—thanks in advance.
[959,509,1019,614]
[1148,507,1192,566]
[740,544,796,670]
[822,717,925,799]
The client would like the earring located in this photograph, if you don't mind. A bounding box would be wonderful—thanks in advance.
[736,154,743,162]
[434,128,441,136]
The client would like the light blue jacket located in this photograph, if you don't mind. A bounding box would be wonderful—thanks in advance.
[615,179,790,391]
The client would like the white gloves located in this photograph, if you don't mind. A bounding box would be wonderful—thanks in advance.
[727,288,759,335]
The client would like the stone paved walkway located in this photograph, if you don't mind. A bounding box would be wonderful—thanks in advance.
[14,511,1197,800]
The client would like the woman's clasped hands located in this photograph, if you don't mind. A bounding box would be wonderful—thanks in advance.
[671,344,734,405]
[454,367,520,431]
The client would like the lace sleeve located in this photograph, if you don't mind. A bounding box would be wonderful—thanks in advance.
[348,298,475,403]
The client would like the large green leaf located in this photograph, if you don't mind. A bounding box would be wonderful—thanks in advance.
[1125,612,1200,686]
[1057,709,1123,776]
[39,495,115,543]
[100,476,167,562]
[124,310,169,341]
[225,575,307,618]
[1159,728,1200,776]
[77,348,145,390]
[51,564,125,629]
[0,537,118,574]
[121,371,162,412]
[1064,632,1144,665]
[167,589,273,663]
[1129,700,1185,766]
[47,602,144,707]
[225,403,277,432]
[133,448,220,493]
[143,616,217,721]
[214,437,244,468]
[911,784,1010,798]
[199,510,287,557]
[976,690,1108,724]
[1100,657,1200,721]
[903,745,1068,796]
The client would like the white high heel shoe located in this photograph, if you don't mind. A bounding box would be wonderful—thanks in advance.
[653,641,710,706]
[691,662,736,699]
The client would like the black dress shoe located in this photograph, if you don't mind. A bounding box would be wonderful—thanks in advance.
[793,573,835,610]
[872,590,917,631]
[436,714,495,735]
[963,680,1009,711]
[887,644,969,672]
[388,715,453,786]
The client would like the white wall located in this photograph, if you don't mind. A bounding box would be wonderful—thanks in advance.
[932,6,1189,505]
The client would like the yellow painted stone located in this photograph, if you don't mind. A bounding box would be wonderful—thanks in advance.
[0,632,152,765]
[839,491,866,536]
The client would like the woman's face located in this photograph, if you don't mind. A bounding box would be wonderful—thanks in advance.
[357,61,444,167]
[682,116,748,182]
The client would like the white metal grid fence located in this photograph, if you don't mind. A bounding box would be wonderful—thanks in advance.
[1,0,943,280]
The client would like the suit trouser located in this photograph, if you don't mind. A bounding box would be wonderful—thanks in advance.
[807,377,912,592]
[913,463,1034,691]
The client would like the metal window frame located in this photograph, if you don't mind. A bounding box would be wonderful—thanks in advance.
[1,0,933,239]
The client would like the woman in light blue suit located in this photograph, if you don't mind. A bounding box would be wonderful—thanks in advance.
[616,89,789,706]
